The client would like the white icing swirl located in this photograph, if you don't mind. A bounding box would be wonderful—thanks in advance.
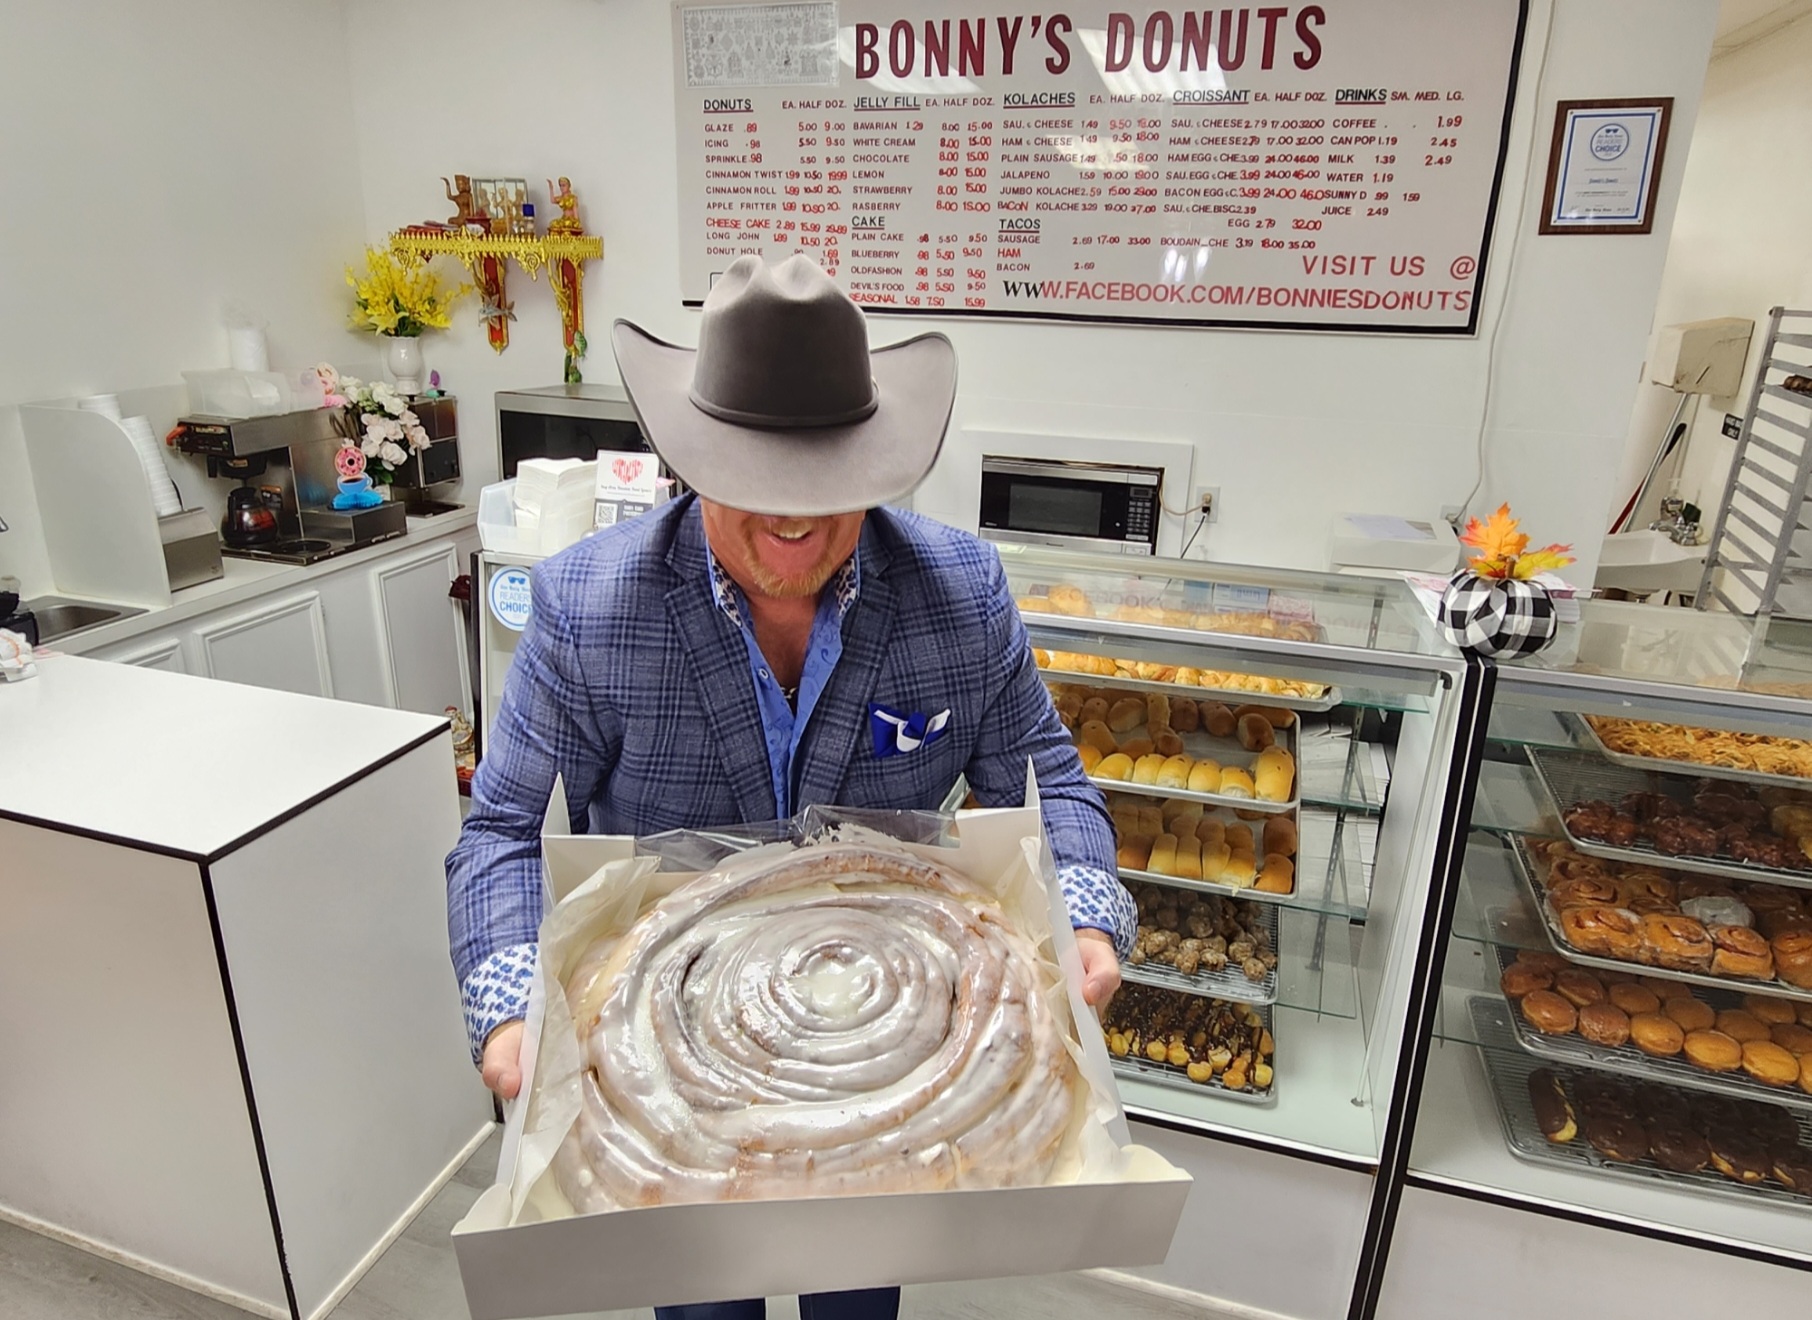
[552,844,1080,1210]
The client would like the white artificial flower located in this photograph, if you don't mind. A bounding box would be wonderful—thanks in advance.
[379,440,408,466]
[381,417,405,441]
[362,435,382,457]
[405,423,429,451]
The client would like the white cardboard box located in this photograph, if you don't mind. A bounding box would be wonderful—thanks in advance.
[452,803,1191,1318]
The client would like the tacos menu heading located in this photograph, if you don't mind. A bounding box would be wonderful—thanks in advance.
[853,9,1327,80]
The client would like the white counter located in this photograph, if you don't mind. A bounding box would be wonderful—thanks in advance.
[0,655,492,1320]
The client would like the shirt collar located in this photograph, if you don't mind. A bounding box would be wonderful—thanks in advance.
[706,546,860,630]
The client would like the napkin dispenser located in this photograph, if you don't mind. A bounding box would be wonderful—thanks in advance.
[159,508,223,591]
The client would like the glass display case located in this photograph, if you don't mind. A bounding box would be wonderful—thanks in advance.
[1385,601,1812,1315]
[999,544,1480,1319]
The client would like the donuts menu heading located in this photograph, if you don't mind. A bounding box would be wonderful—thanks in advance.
[674,1,1525,332]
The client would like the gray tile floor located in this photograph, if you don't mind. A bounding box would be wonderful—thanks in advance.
[0,1130,1223,1320]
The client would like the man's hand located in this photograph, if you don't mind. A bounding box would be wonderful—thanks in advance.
[481,1019,526,1100]
[1075,928,1122,1008]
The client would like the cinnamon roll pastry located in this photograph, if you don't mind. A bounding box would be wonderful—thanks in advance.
[552,845,1082,1211]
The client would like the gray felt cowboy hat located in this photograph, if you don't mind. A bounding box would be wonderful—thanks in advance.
[610,254,956,517]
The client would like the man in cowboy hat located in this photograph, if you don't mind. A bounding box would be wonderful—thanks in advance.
[447,254,1132,1320]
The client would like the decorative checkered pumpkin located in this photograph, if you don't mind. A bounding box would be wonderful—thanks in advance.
[1437,572,1558,659]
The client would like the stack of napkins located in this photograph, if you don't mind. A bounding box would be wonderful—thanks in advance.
[514,458,598,555]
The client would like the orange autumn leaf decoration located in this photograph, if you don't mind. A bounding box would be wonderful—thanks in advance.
[1458,503,1574,580]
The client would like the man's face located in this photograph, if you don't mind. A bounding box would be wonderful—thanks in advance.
[699,499,865,600]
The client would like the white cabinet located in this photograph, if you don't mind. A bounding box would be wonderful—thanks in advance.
[101,634,189,674]
[194,591,334,698]
[371,541,470,717]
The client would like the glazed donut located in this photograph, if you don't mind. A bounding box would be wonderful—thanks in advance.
[1640,913,1714,971]
[1629,1013,1686,1057]
[1682,1029,1743,1073]
[1770,1022,1812,1055]
[552,845,1081,1210]
[1499,961,1553,998]
[1520,990,1578,1035]
[1559,905,1644,961]
[1577,1002,1631,1048]
[1715,1009,1771,1044]
[1554,968,1606,1007]
[1662,997,1716,1033]
[1608,983,1662,1016]
[1744,994,1798,1026]
[1741,1041,1802,1087]
[1518,950,1572,975]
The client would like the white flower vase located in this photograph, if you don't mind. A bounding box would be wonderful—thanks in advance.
[384,336,425,395]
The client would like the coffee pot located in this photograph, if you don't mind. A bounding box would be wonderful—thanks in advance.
[221,484,283,548]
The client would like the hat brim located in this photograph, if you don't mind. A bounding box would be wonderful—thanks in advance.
[611,320,956,517]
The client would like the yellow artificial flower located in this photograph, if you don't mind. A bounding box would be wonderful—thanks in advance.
[344,247,471,337]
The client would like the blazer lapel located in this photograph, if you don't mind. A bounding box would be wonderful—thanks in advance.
[664,508,777,823]
[796,523,896,805]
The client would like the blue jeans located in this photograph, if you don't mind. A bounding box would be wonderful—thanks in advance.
[655,1287,900,1320]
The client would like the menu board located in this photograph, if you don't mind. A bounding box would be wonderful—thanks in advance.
[673,1,1526,333]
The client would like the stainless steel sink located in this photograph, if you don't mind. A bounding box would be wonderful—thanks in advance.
[18,596,144,643]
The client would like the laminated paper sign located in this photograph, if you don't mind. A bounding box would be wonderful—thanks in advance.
[592,450,667,529]
[453,800,1191,1318]
[673,0,1525,332]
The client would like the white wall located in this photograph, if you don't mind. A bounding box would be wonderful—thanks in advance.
[0,0,369,597]
[1618,10,1812,540]
[346,0,1718,584]
[0,1,1720,595]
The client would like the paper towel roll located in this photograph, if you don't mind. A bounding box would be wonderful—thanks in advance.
[78,394,123,422]
[228,324,270,373]
[122,415,183,516]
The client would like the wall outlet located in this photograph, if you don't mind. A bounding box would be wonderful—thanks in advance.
[1193,486,1220,522]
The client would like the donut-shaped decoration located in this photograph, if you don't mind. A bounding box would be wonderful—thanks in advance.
[552,844,1081,1210]
[334,443,366,480]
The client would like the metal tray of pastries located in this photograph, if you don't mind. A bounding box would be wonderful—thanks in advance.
[1061,689,1300,816]
[1109,792,1302,903]
[1575,712,1812,792]
[1470,997,1812,1208]
[1037,654,1341,713]
[1508,833,1812,1005]
[1120,880,1279,1005]
[1492,943,1812,1111]
[1103,985,1276,1105]
[1527,745,1812,892]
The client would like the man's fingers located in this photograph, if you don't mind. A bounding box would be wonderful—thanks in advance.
[480,1020,526,1100]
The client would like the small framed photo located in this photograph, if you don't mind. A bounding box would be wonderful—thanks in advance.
[1539,98,1673,235]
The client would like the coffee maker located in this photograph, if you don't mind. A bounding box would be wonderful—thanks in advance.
[173,407,407,563]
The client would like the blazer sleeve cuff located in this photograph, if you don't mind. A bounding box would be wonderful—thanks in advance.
[1058,863,1137,961]
[461,942,538,1065]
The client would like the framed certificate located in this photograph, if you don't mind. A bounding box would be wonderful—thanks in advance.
[1540,98,1674,235]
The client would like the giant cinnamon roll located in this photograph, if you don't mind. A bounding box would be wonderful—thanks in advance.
[552,844,1082,1211]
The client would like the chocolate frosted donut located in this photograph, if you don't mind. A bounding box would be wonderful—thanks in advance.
[1647,1121,1710,1173]
[1527,1068,1576,1144]
[1772,1148,1812,1191]
[1708,1131,1772,1184]
[1584,1112,1649,1163]
[552,845,1081,1210]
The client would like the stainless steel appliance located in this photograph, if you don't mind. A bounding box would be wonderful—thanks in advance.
[173,407,407,562]
[978,456,1162,556]
[495,384,654,479]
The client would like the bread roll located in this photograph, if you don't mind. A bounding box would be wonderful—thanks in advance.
[1173,837,1203,881]
[1095,753,1134,781]
[1153,729,1185,757]
[1234,703,1295,729]
[1223,849,1257,889]
[1233,807,1266,821]
[1148,833,1179,876]
[1200,841,1231,880]
[1053,690,1083,718]
[1030,644,1052,663]
[1219,766,1256,799]
[1254,747,1296,803]
[1047,584,1093,616]
[1263,814,1298,858]
[1137,805,1164,835]
[1187,759,1223,793]
[1080,697,1110,724]
[1145,694,1170,730]
[1080,720,1118,754]
[1110,807,1139,838]
[1132,753,1166,785]
[1226,823,1255,853]
[1237,714,1275,753]
[1202,702,1236,737]
[1196,818,1227,850]
[1078,744,1104,775]
[1162,799,1202,832]
[1170,699,1200,733]
[1055,709,1075,729]
[1118,736,1156,760]
[1107,698,1146,733]
[1156,755,1193,789]
[1255,854,1295,894]
[1117,836,1153,870]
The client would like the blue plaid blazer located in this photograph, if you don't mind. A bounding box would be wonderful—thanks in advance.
[446,496,1124,988]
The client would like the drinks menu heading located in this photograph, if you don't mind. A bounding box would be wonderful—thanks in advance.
[674,1,1525,332]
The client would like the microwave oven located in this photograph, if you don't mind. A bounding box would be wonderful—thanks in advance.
[978,456,1162,556]
[494,383,655,479]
